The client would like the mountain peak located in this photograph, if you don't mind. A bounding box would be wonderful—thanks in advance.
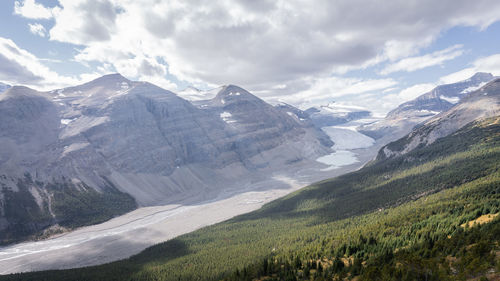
[89,73,130,84]
[0,85,46,101]
[470,72,493,81]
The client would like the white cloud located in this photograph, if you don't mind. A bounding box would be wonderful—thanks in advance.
[380,45,464,75]
[6,0,500,113]
[14,0,54,19]
[0,37,93,90]
[439,68,477,84]
[50,0,117,44]
[347,83,435,116]
[440,53,500,83]
[268,76,397,107]
[38,0,500,92]
[28,23,46,37]
[396,83,436,101]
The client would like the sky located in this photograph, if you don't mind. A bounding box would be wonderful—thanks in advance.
[1,0,500,116]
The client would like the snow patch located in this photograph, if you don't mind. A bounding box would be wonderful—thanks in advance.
[440,95,460,104]
[56,89,65,97]
[120,82,129,90]
[418,109,440,115]
[221,99,225,104]
[63,142,90,156]
[220,112,237,124]
[60,118,75,125]
[228,92,241,96]
[461,82,487,94]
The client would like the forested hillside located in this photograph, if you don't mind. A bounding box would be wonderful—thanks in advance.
[2,116,499,281]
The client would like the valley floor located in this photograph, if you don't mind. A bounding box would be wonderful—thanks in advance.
[0,119,387,274]
[0,151,376,274]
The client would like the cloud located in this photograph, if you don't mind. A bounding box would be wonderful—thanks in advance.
[0,37,94,89]
[266,76,397,107]
[380,45,464,75]
[396,83,436,101]
[38,0,500,92]
[28,23,46,37]
[14,0,54,19]
[439,53,500,83]
[50,0,119,44]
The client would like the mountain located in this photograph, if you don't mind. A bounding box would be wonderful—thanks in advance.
[0,82,10,93]
[304,102,371,127]
[0,75,333,244]
[7,96,499,280]
[379,77,500,159]
[360,72,494,140]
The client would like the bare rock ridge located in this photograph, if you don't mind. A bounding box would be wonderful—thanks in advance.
[0,74,333,244]
[360,72,495,141]
[379,77,500,159]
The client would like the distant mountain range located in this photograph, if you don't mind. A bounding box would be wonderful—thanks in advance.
[0,74,332,244]
[0,72,497,247]
[360,72,495,140]
[304,102,371,128]
[379,76,500,159]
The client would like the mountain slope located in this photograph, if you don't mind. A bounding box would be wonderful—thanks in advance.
[379,77,500,159]
[360,72,494,140]
[5,112,498,280]
[0,75,333,244]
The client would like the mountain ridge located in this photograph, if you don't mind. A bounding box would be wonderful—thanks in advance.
[0,74,334,245]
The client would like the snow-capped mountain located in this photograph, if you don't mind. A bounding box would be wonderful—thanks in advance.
[304,102,371,128]
[379,77,500,159]
[360,72,495,140]
[0,74,334,243]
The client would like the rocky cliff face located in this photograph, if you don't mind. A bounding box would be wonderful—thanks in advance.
[378,77,500,159]
[0,75,333,243]
[360,73,494,140]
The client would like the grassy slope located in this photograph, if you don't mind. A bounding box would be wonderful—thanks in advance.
[1,117,499,281]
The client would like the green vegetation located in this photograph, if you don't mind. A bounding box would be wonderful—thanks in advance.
[0,175,54,244]
[1,117,499,280]
[0,176,136,245]
[46,178,137,228]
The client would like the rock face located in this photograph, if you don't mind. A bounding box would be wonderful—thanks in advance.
[360,73,494,140]
[379,77,500,159]
[0,75,333,243]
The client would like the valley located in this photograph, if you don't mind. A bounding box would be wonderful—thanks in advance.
[0,152,373,274]
[0,75,500,280]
